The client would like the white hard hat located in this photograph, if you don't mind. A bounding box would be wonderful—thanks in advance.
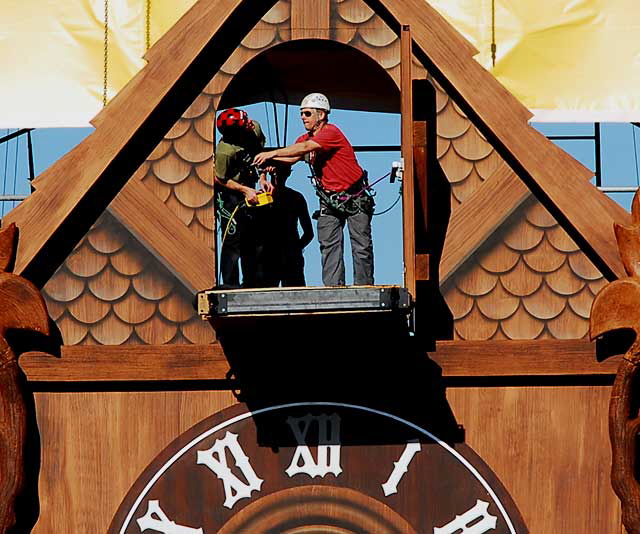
[300,93,330,112]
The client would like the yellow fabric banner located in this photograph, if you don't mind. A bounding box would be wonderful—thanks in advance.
[431,0,640,122]
[0,0,196,127]
[0,0,638,126]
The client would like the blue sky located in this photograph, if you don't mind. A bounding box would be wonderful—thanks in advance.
[1,110,639,287]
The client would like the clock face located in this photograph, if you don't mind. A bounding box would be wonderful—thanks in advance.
[110,402,527,533]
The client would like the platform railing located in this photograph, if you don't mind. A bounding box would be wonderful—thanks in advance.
[0,128,35,215]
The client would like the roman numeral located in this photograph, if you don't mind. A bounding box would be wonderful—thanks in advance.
[433,500,498,533]
[285,413,342,478]
[197,431,263,509]
[136,500,203,533]
[381,440,421,496]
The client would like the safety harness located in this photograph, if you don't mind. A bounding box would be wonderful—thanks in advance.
[216,156,265,238]
[305,155,379,217]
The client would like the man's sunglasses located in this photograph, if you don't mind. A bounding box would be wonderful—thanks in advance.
[300,111,314,117]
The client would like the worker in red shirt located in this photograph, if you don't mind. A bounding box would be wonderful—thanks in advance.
[254,93,374,286]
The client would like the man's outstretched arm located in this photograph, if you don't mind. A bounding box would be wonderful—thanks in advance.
[254,140,321,166]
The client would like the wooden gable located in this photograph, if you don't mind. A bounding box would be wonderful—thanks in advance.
[2,0,629,347]
[1,2,632,533]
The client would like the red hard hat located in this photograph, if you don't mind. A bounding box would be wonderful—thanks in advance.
[216,108,251,135]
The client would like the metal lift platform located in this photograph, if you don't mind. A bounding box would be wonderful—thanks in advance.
[196,285,412,319]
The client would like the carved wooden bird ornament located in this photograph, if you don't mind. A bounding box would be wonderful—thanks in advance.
[0,223,50,533]
[590,191,640,534]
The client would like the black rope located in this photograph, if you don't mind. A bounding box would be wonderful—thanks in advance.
[373,191,402,216]
[283,100,289,146]
[263,100,272,146]
[278,84,289,146]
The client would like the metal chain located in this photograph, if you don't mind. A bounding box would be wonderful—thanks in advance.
[491,0,496,67]
[145,0,151,52]
[103,0,109,106]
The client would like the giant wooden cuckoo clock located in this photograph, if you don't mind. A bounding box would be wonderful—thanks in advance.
[110,403,527,533]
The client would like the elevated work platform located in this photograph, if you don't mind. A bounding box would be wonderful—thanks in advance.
[196,285,412,319]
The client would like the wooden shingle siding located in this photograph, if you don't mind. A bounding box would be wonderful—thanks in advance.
[42,213,214,345]
[444,198,607,340]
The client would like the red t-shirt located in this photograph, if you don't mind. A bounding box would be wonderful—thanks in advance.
[296,123,363,192]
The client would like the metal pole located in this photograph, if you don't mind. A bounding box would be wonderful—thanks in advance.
[598,186,639,193]
[594,122,602,187]
[26,130,35,190]
[0,128,32,146]
[0,195,29,201]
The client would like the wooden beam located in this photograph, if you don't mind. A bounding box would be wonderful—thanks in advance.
[415,254,429,281]
[20,340,620,382]
[109,178,214,292]
[434,340,620,377]
[400,25,416,296]
[413,85,430,283]
[291,0,330,40]
[413,119,428,250]
[3,0,278,288]
[368,0,629,280]
[21,344,229,382]
[440,161,529,283]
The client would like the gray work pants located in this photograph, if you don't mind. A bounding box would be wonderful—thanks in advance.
[317,207,374,286]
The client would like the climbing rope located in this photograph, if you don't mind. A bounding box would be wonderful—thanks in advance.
[216,195,239,237]
[270,90,281,148]
[221,203,242,249]
[263,101,273,146]
[373,187,402,216]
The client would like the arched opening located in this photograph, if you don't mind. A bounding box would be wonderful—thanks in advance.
[218,40,400,113]
[214,39,405,288]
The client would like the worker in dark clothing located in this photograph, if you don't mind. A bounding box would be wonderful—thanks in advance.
[254,93,374,286]
[214,108,273,288]
[268,165,313,287]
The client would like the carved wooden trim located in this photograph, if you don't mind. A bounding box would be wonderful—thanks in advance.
[590,191,640,533]
[0,223,50,532]
[109,178,214,292]
[440,161,529,283]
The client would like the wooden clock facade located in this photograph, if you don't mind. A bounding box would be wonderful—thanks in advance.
[0,0,633,532]
[109,403,527,533]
